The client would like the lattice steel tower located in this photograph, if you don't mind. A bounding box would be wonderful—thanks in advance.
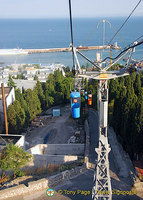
[68,1,143,199]
[92,79,112,200]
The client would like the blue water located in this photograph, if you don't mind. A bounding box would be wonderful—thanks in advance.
[0,17,142,67]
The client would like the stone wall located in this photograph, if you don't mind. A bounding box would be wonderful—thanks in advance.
[108,127,137,183]
[0,166,86,200]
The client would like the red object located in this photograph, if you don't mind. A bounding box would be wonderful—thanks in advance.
[88,94,92,106]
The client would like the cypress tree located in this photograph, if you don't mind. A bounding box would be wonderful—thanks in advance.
[24,89,41,121]
[7,100,25,133]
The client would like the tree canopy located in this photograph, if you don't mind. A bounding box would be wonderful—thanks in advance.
[0,143,32,178]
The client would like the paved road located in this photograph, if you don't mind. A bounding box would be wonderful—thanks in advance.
[7,110,143,200]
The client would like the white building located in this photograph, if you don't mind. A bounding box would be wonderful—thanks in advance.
[0,87,15,112]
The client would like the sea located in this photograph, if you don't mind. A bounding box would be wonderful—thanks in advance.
[0,17,142,68]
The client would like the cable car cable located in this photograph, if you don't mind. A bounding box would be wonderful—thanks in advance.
[108,34,143,59]
[108,0,142,45]
[68,0,75,74]
[102,40,143,63]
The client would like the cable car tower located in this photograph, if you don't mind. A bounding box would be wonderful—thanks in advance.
[76,42,142,200]
[68,0,143,199]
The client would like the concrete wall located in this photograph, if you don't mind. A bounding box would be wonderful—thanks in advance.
[27,144,85,156]
[26,144,84,166]
[26,155,81,167]
[0,87,15,112]
[0,101,3,113]
[6,87,15,109]
[0,178,48,200]
[134,182,143,198]
[0,134,25,149]
[0,166,86,200]
[84,120,90,166]
[15,135,25,149]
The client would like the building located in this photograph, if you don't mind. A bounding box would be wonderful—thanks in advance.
[0,87,15,113]
[0,79,37,91]
[0,134,25,153]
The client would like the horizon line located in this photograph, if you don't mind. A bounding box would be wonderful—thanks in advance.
[0,16,143,19]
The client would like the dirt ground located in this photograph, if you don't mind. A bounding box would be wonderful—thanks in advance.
[25,104,83,148]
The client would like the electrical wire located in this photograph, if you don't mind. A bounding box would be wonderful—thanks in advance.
[108,0,142,45]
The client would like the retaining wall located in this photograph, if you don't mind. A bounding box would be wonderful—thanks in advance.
[108,127,137,183]
[0,166,86,200]
[27,144,85,155]
[26,155,82,167]
[84,120,90,167]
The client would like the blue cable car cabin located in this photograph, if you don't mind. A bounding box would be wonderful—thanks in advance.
[84,91,88,100]
[70,91,80,118]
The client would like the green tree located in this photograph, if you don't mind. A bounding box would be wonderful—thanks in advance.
[34,75,38,81]
[34,81,46,110]
[15,88,27,111]
[13,100,26,132]
[7,104,17,133]
[0,143,32,178]
[45,92,54,107]
[134,73,142,96]
[63,66,70,73]
[47,74,55,92]
[7,75,16,88]
[61,77,73,102]
[16,72,24,80]
[54,69,64,83]
[24,89,41,121]
[7,100,26,133]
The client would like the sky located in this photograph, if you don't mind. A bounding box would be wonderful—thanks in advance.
[0,0,142,19]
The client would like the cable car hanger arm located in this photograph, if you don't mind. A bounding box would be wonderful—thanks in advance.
[76,49,102,71]
[104,49,130,71]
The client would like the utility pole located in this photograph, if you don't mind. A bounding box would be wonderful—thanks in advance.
[1,83,8,135]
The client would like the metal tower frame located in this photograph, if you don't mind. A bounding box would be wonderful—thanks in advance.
[71,43,141,199]
[92,79,112,200]
[68,2,143,199]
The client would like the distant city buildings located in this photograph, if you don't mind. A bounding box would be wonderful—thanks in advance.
[0,63,66,89]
